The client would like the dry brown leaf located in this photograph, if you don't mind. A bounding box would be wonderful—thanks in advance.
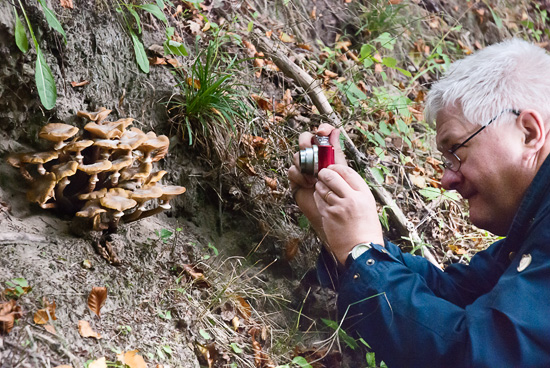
[265,30,273,38]
[231,316,240,330]
[70,80,90,87]
[182,264,211,287]
[117,350,147,368]
[251,94,273,111]
[44,324,57,335]
[149,57,167,65]
[34,299,57,325]
[284,237,300,261]
[264,176,277,191]
[388,0,402,4]
[296,43,313,51]
[235,296,251,320]
[202,22,211,32]
[60,0,73,9]
[310,6,316,19]
[237,156,258,176]
[78,320,101,339]
[88,357,107,368]
[187,77,201,89]
[53,365,72,368]
[4,286,32,297]
[324,69,338,79]
[197,343,218,368]
[166,58,181,68]
[279,32,295,43]
[0,299,22,335]
[188,20,202,35]
[88,286,107,317]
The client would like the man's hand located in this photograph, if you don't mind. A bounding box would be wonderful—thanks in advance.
[314,164,384,265]
[288,123,346,239]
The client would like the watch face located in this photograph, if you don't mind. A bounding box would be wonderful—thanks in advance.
[352,243,371,259]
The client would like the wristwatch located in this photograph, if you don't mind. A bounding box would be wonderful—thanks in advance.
[344,242,373,269]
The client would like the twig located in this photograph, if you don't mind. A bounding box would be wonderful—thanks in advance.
[251,32,441,268]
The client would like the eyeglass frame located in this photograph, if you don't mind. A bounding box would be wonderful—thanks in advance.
[441,108,521,172]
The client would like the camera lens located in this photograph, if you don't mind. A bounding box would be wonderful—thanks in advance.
[299,145,318,176]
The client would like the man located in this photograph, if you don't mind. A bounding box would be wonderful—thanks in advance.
[288,38,550,367]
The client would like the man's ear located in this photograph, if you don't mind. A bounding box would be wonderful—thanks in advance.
[517,110,546,152]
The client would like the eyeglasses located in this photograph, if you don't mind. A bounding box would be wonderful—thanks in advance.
[441,108,521,172]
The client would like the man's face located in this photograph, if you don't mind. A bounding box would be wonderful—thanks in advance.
[436,106,533,236]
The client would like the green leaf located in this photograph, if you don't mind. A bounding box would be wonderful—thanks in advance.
[12,278,28,287]
[247,21,254,32]
[366,352,377,367]
[162,345,172,355]
[165,26,175,38]
[128,7,142,34]
[297,214,309,229]
[13,7,29,53]
[382,57,397,68]
[37,0,67,43]
[199,329,211,340]
[139,4,168,25]
[35,49,57,110]
[291,356,312,368]
[130,31,149,73]
[418,187,443,201]
[163,39,188,57]
[360,44,375,60]
[370,167,385,184]
[230,343,243,354]
[156,0,165,9]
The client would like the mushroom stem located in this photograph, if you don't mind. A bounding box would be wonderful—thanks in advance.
[123,206,164,224]
[87,174,99,192]
[56,177,70,201]
[108,211,124,232]
[37,164,46,175]
[19,166,34,182]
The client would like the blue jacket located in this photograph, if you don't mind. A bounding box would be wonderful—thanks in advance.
[317,157,550,368]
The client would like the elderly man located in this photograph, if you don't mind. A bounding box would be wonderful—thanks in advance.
[289,38,550,367]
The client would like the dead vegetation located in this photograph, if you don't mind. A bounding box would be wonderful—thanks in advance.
[1,0,548,367]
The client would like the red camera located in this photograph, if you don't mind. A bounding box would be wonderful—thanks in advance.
[299,135,335,176]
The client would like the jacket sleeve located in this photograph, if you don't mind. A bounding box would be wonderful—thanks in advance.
[337,241,550,368]
[382,240,507,307]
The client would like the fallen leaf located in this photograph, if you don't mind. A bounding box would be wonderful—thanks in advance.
[70,80,90,87]
[235,296,251,320]
[117,350,147,368]
[324,69,338,79]
[232,316,239,330]
[296,43,313,51]
[54,365,72,368]
[279,32,295,43]
[265,30,273,38]
[88,286,107,317]
[284,237,300,261]
[188,20,202,35]
[187,77,201,89]
[78,320,101,339]
[197,343,217,368]
[310,6,316,19]
[34,299,57,325]
[88,357,107,368]
[237,156,257,176]
[149,57,167,65]
[182,264,211,287]
[0,300,22,335]
[264,176,277,191]
[44,324,57,335]
[166,58,181,68]
[251,94,273,111]
[60,0,73,9]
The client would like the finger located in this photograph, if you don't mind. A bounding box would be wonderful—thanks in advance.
[298,131,315,149]
[289,165,316,189]
[316,166,352,198]
[326,164,370,192]
[327,128,347,165]
[317,123,336,136]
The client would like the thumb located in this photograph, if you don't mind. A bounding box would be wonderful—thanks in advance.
[329,128,346,165]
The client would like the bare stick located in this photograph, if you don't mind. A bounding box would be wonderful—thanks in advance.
[252,32,440,267]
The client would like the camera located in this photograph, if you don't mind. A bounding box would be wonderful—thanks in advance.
[299,135,335,176]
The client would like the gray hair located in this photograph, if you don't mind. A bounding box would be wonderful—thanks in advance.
[425,38,550,126]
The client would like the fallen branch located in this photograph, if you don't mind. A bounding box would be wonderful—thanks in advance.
[252,32,440,267]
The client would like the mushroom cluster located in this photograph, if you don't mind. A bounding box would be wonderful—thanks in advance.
[7,107,186,233]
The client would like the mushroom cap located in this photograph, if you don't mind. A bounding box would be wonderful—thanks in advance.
[144,170,167,185]
[78,160,112,175]
[27,172,56,205]
[120,162,152,182]
[77,107,112,122]
[64,140,94,152]
[139,135,170,152]
[84,122,124,139]
[6,153,24,168]
[51,161,78,181]
[130,185,163,201]
[110,156,134,171]
[159,185,186,200]
[103,118,133,130]
[78,188,107,201]
[119,128,147,150]
[100,188,137,212]
[39,123,79,143]
[93,139,121,150]
[76,199,107,218]
[20,151,59,164]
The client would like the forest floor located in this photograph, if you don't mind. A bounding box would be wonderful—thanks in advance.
[0,0,546,367]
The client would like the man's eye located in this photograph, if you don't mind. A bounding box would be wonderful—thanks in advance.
[449,143,461,152]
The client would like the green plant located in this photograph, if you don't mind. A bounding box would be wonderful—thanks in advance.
[169,40,251,149]
[4,277,31,298]
[13,0,66,109]
[115,0,187,73]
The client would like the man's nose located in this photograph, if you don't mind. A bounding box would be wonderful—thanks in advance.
[440,168,463,190]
